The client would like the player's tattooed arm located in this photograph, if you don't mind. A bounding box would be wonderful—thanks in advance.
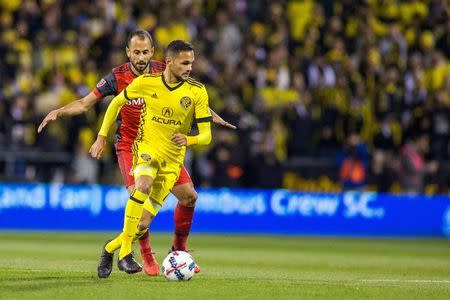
[37,92,98,133]
[209,108,237,129]
[38,73,117,133]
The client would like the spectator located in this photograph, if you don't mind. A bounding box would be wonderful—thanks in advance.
[397,132,438,194]
[0,0,448,192]
[372,115,397,192]
[338,132,369,191]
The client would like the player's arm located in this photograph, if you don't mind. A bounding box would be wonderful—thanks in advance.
[37,73,118,133]
[209,107,237,129]
[187,121,212,145]
[89,77,141,159]
[172,120,212,146]
[89,91,128,159]
[172,86,212,146]
[37,92,98,133]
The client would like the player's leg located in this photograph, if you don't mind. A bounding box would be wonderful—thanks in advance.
[171,166,201,273]
[97,184,136,277]
[98,175,151,277]
[106,147,163,276]
[134,200,160,276]
[172,166,197,251]
[100,148,136,253]
[136,167,179,276]
[110,147,158,266]
[115,170,154,273]
[98,148,138,278]
[115,144,158,274]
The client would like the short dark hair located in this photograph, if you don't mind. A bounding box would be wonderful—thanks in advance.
[127,29,153,47]
[165,40,194,57]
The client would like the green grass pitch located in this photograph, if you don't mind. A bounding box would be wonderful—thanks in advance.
[0,232,449,299]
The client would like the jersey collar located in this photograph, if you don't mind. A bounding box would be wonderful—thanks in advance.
[162,73,184,91]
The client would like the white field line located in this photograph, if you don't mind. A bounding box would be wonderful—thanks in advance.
[7,269,450,284]
[21,269,92,273]
[360,279,450,284]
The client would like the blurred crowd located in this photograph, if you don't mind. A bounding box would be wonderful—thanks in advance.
[0,0,449,193]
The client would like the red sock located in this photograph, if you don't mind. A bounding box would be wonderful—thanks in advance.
[138,230,151,253]
[173,203,195,251]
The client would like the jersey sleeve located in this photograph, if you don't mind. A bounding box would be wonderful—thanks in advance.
[194,86,212,123]
[98,91,129,137]
[92,72,118,99]
[98,76,143,137]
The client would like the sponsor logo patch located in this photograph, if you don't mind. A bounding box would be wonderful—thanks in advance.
[125,98,145,105]
[162,107,174,117]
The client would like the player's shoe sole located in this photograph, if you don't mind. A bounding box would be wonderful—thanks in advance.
[97,239,114,278]
[118,253,142,274]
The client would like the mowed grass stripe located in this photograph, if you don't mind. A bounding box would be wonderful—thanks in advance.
[0,232,449,300]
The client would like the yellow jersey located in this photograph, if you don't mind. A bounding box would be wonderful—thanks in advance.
[100,73,211,165]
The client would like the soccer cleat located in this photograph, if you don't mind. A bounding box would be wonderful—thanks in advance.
[118,253,142,274]
[141,249,159,276]
[169,246,201,274]
[97,240,114,278]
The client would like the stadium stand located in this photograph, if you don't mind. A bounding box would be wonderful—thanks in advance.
[0,0,449,193]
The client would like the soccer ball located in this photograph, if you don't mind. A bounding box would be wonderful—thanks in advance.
[161,251,196,281]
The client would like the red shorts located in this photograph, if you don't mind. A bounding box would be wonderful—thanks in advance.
[115,147,192,187]
[176,165,193,185]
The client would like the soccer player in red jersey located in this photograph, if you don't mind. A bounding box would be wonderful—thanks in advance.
[38,29,235,277]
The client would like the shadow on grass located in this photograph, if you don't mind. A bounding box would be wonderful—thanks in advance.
[0,271,170,295]
[0,274,114,294]
[2,281,93,293]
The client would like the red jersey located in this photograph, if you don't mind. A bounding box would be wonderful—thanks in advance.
[92,61,166,150]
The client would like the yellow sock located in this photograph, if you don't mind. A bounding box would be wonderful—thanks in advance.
[119,190,148,259]
[105,233,123,253]
[133,228,148,241]
[106,224,148,253]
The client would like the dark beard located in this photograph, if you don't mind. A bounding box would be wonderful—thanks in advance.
[168,65,188,82]
[132,61,148,73]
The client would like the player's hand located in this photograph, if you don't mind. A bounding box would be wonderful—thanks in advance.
[171,133,187,146]
[37,109,61,133]
[212,114,237,129]
[89,135,107,159]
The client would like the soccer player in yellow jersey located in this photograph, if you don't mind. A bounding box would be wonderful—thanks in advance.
[92,40,212,274]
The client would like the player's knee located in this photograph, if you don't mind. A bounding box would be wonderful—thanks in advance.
[127,185,135,195]
[135,178,152,194]
[136,185,151,195]
[180,188,198,207]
